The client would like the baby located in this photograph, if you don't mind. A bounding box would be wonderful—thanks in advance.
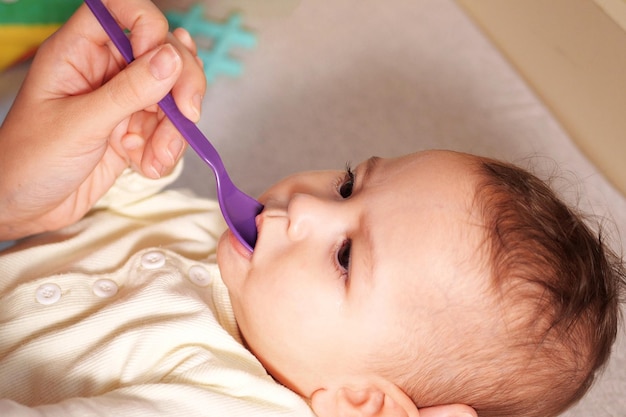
[0,1,623,417]
[219,150,625,417]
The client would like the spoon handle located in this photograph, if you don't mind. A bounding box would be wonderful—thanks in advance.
[84,0,227,177]
[85,0,262,252]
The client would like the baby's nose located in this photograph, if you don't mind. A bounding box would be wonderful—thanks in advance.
[286,193,332,241]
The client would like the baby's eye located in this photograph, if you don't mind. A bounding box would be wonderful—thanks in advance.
[337,239,352,272]
[338,166,355,199]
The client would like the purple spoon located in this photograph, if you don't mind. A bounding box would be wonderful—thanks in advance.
[85,0,262,251]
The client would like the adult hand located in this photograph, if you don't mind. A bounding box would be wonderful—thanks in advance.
[0,0,206,240]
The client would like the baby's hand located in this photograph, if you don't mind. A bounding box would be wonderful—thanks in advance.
[0,0,206,240]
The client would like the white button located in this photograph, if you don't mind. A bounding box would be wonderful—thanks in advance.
[141,251,166,269]
[36,283,62,305]
[93,279,118,298]
[188,265,212,287]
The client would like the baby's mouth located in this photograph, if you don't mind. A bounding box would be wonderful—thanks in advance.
[255,210,265,236]
[228,229,253,260]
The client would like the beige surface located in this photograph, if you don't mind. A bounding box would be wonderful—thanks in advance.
[457,0,626,197]
[594,0,626,31]
[1,0,624,415]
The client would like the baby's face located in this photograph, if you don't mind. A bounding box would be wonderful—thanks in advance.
[217,150,488,397]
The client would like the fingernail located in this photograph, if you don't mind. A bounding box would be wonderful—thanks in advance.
[191,94,203,120]
[168,138,184,163]
[151,159,164,179]
[149,44,180,80]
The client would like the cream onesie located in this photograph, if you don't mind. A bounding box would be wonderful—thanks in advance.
[0,166,315,417]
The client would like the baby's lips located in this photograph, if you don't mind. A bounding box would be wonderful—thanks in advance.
[255,211,264,233]
[228,229,253,260]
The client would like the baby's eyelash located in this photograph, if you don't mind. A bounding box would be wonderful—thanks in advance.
[335,162,355,199]
[332,238,352,282]
[334,163,352,182]
[344,162,354,178]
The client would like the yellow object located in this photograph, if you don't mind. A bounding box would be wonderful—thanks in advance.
[0,24,60,69]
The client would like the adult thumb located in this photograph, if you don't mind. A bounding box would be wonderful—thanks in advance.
[91,43,182,128]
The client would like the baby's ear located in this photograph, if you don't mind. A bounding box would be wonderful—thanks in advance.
[309,378,419,417]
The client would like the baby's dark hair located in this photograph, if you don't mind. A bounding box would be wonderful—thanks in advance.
[373,156,625,417]
[466,158,625,416]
